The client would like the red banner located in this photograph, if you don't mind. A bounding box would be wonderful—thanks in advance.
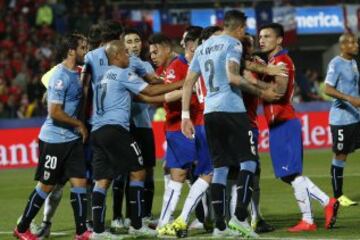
[0,112,332,169]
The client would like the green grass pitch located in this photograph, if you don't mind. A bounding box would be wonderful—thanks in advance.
[1,149,360,239]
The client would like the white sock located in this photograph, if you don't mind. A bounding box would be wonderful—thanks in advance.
[164,174,171,192]
[180,178,209,222]
[304,176,330,207]
[43,184,64,222]
[291,176,313,224]
[158,180,183,227]
[230,184,237,218]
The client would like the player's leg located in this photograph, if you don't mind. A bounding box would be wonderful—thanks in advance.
[111,173,127,231]
[330,123,358,206]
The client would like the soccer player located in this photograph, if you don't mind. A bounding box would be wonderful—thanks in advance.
[14,33,91,240]
[258,23,339,232]
[89,39,183,239]
[227,34,274,234]
[149,33,216,237]
[181,10,280,238]
[324,33,360,207]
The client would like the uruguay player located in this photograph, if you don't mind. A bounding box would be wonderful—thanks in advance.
[259,23,339,232]
[324,33,360,207]
[181,10,279,238]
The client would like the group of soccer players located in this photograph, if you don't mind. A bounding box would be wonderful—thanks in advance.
[13,8,360,240]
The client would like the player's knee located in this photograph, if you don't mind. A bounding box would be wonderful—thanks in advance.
[170,168,187,182]
[280,173,299,185]
[95,179,111,189]
[130,169,146,181]
[50,185,64,199]
[37,182,54,193]
[69,177,87,187]
[212,166,229,186]
[240,160,257,173]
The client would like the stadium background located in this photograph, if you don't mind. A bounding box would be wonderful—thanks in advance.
[0,0,360,239]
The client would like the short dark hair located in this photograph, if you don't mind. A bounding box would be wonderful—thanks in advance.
[259,23,284,38]
[224,10,247,31]
[88,24,102,50]
[148,33,172,47]
[124,27,142,39]
[56,33,86,62]
[184,26,203,44]
[100,20,124,43]
[200,26,222,42]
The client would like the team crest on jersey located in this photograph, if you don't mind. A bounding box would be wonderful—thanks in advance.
[337,143,344,151]
[43,171,50,180]
[54,79,64,90]
[166,69,176,80]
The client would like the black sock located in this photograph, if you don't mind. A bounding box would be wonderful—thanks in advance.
[92,188,106,233]
[195,197,205,223]
[331,165,344,198]
[17,187,48,233]
[143,179,154,217]
[112,174,127,220]
[235,170,254,221]
[70,188,87,235]
[125,179,131,218]
[211,183,226,231]
[129,185,144,229]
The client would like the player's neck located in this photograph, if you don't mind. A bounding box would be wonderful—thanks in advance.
[340,52,353,60]
[268,46,283,59]
[62,58,77,71]
[164,52,177,67]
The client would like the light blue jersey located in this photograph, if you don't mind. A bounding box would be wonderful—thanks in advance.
[39,64,82,143]
[84,47,108,88]
[130,58,155,129]
[91,65,149,131]
[189,34,246,114]
[325,56,360,125]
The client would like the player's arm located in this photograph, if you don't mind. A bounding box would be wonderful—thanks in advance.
[181,70,199,139]
[245,60,287,76]
[227,60,280,101]
[143,72,164,84]
[135,89,183,103]
[79,63,92,123]
[140,80,183,96]
[324,84,360,107]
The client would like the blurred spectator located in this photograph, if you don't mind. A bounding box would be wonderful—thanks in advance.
[0,101,9,118]
[297,69,323,102]
[36,1,53,27]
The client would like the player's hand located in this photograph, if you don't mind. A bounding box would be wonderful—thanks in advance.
[347,96,360,108]
[76,122,89,143]
[243,70,257,85]
[261,86,282,102]
[267,63,288,77]
[181,118,195,139]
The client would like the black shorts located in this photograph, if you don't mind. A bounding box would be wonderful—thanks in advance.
[331,122,360,154]
[35,139,86,185]
[204,112,258,168]
[130,126,156,168]
[91,125,144,180]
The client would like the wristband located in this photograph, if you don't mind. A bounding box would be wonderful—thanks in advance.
[181,110,190,119]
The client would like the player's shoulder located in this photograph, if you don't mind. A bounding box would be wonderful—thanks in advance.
[329,56,343,66]
[48,65,72,89]
[86,47,106,60]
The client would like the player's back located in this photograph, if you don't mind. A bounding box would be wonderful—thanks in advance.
[263,50,296,125]
[193,34,246,114]
[85,47,109,88]
[39,64,82,143]
[91,66,148,132]
[325,56,360,125]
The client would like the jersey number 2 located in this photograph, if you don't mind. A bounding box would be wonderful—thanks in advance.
[205,59,219,93]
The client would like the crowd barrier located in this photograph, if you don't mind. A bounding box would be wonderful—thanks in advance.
[0,102,333,170]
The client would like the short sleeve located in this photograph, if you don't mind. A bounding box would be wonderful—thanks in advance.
[325,60,340,87]
[130,57,147,77]
[47,74,69,104]
[143,61,155,74]
[122,71,149,95]
[226,41,242,65]
[189,49,201,74]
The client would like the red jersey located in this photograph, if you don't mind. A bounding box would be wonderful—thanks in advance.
[263,50,296,126]
[161,55,204,131]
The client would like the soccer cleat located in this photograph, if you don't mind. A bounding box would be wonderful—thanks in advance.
[14,228,39,240]
[16,216,39,235]
[324,198,339,229]
[287,220,317,232]
[157,223,176,237]
[110,218,124,232]
[36,221,51,239]
[86,220,93,231]
[338,195,358,207]
[228,217,259,238]
[212,227,241,237]
[188,218,204,230]
[89,231,123,240]
[143,216,159,229]
[251,218,275,233]
[75,230,92,240]
[171,217,188,238]
[128,225,157,237]
[123,218,131,229]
